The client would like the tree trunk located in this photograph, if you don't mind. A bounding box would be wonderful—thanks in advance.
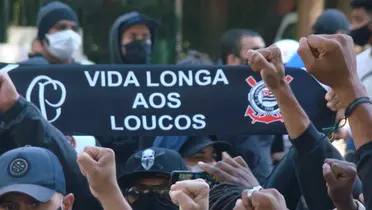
[200,0,228,60]
[297,0,324,39]
[336,0,351,20]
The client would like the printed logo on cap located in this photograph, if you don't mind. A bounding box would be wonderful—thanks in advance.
[26,75,66,123]
[8,158,30,177]
[245,76,293,124]
[141,149,155,170]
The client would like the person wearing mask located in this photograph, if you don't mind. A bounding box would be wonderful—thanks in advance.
[286,9,350,68]
[153,136,230,171]
[22,1,81,64]
[350,0,372,100]
[118,147,187,210]
[219,29,275,184]
[109,11,159,64]
[0,147,74,210]
[98,12,160,175]
[350,0,372,47]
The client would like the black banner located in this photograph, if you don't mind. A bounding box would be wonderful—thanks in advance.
[2,64,335,136]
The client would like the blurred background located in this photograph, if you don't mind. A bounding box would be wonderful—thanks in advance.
[0,0,352,64]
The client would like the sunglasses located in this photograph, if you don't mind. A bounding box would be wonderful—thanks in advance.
[123,185,171,205]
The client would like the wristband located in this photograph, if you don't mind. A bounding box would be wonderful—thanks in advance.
[345,97,372,118]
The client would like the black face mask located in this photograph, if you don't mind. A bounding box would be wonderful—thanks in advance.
[350,24,372,46]
[122,40,151,64]
[130,192,177,210]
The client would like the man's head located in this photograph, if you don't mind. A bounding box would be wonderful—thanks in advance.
[176,50,214,65]
[220,29,265,65]
[109,12,160,64]
[0,147,74,210]
[178,136,230,171]
[153,136,230,171]
[118,148,187,210]
[36,1,81,63]
[350,0,372,46]
[312,9,350,35]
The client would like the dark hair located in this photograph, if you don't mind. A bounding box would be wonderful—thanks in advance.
[177,50,214,65]
[220,29,260,64]
[42,0,58,6]
[350,0,372,11]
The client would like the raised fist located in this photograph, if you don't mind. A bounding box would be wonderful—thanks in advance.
[0,72,19,113]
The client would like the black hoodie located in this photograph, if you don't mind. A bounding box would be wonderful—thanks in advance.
[100,12,159,178]
[108,11,159,64]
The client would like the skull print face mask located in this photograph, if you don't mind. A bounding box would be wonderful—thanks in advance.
[141,149,155,170]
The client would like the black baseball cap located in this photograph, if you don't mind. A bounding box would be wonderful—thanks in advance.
[118,147,187,189]
[312,9,350,35]
[153,136,231,158]
[179,136,231,157]
[0,146,66,202]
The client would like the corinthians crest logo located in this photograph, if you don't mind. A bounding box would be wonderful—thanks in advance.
[245,76,293,124]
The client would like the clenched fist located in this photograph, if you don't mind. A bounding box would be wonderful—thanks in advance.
[170,179,209,210]
[246,45,285,90]
[297,34,357,91]
[323,159,358,210]
[77,147,118,199]
[233,188,287,210]
[0,72,19,113]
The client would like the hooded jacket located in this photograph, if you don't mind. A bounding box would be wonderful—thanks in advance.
[109,11,159,64]
[0,97,102,210]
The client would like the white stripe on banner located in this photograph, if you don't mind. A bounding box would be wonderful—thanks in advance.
[0,64,20,73]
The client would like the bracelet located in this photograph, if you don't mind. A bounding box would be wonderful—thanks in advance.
[344,97,372,118]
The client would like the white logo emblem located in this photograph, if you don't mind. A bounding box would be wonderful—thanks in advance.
[141,149,155,170]
[245,76,293,124]
[9,158,29,177]
[249,80,280,114]
[26,75,66,123]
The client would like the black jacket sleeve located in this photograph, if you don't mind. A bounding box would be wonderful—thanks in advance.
[264,148,301,210]
[290,123,362,210]
[356,141,372,210]
[0,97,102,210]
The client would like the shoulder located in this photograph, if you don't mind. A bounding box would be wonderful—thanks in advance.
[20,55,49,64]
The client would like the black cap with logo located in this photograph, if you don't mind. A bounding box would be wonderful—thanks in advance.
[118,147,187,189]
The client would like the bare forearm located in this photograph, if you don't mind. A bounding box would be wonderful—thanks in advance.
[347,103,372,149]
[334,82,372,149]
[271,82,310,139]
[98,187,132,210]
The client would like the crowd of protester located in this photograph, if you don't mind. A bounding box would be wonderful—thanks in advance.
[2,0,372,209]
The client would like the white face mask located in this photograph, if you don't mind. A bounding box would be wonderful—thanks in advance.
[45,29,81,61]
